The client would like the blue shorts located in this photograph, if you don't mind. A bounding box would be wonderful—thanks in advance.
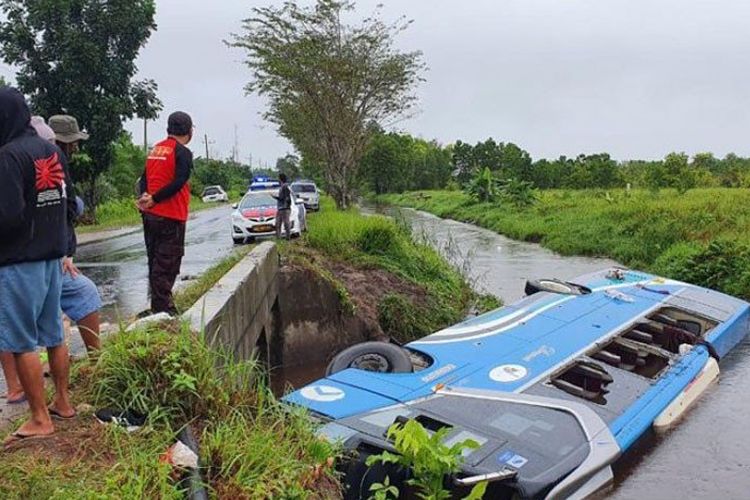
[61,271,102,322]
[0,259,63,353]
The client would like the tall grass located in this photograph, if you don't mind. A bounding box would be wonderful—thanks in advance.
[1,322,339,498]
[382,188,750,299]
[299,197,474,340]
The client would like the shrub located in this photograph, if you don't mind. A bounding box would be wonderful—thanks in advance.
[465,167,502,202]
[499,178,538,207]
[367,419,487,500]
[84,322,260,426]
[358,222,400,255]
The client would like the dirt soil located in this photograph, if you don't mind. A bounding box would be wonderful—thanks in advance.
[284,246,429,340]
[328,261,428,337]
[2,416,115,465]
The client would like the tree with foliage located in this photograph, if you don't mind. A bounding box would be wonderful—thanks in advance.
[663,152,696,194]
[229,0,425,209]
[191,158,251,197]
[360,131,452,194]
[0,0,159,212]
[276,153,301,180]
[107,132,147,199]
[131,78,163,152]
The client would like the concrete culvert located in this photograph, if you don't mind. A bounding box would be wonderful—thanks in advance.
[326,341,413,376]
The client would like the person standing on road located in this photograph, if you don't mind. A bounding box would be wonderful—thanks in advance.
[0,87,76,442]
[137,111,194,316]
[274,173,293,241]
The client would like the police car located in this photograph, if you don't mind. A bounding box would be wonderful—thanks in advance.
[231,177,306,243]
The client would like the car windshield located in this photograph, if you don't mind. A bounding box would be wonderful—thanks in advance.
[240,194,276,209]
[203,187,220,196]
[292,184,316,193]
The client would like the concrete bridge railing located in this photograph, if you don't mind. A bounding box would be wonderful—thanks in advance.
[183,242,280,368]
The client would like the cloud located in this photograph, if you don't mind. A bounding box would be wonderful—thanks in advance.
[9,0,750,162]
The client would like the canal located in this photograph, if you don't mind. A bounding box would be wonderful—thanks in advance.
[385,205,750,500]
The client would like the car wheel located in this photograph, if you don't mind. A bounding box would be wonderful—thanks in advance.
[233,237,245,245]
[326,342,413,376]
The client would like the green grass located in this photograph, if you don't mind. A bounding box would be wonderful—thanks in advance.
[284,197,478,342]
[174,245,253,313]
[77,197,222,234]
[0,322,339,499]
[382,188,750,300]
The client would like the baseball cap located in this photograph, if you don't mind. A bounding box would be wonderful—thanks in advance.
[167,111,193,136]
[49,114,89,143]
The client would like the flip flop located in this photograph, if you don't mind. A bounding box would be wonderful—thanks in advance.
[48,408,76,421]
[7,395,27,405]
[3,431,53,447]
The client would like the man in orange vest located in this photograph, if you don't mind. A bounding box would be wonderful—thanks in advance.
[136,111,194,315]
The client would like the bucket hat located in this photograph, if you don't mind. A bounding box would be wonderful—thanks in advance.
[48,114,89,143]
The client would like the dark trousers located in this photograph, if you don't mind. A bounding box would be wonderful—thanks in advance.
[143,213,185,315]
[275,208,292,240]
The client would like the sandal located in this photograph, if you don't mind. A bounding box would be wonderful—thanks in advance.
[48,407,77,421]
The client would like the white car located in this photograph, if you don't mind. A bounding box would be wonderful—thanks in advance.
[231,190,306,243]
[291,181,320,211]
[201,185,229,203]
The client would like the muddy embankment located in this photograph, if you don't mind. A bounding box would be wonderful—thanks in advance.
[275,252,429,387]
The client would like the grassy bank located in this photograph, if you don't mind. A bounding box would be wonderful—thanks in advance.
[283,198,497,342]
[382,189,750,299]
[0,323,339,499]
[77,197,222,234]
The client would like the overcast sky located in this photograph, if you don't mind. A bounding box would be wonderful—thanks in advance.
[4,0,750,164]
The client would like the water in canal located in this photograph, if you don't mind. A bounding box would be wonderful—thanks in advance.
[383,206,750,500]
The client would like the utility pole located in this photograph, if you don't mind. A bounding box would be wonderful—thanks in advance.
[143,118,148,152]
[204,133,210,160]
[231,124,239,164]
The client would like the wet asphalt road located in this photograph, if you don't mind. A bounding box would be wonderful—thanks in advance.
[75,204,237,322]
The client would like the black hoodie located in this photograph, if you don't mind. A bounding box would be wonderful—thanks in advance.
[0,87,70,266]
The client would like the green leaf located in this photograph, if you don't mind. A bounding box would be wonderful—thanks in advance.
[463,481,488,500]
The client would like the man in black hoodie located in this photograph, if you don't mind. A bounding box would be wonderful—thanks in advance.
[0,87,76,442]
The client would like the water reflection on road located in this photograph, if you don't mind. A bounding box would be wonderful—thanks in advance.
[75,205,236,321]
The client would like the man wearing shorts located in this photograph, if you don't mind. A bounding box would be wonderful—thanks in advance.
[48,114,102,351]
[0,116,103,405]
[0,87,76,441]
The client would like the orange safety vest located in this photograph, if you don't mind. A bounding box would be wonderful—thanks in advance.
[144,137,190,222]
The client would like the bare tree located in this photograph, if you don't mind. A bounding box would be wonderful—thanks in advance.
[228,0,425,209]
